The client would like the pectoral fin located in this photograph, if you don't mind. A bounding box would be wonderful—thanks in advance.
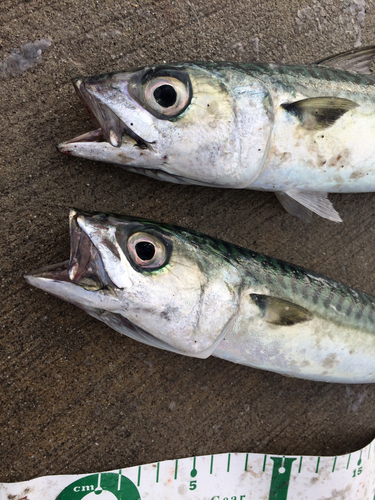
[250,294,313,326]
[275,191,342,223]
[281,97,358,131]
[315,45,375,74]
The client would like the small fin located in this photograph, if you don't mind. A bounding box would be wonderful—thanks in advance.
[275,191,342,223]
[281,97,358,131]
[315,45,375,75]
[250,294,313,326]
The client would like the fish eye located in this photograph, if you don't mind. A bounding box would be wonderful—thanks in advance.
[135,241,155,260]
[153,84,177,108]
[127,231,168,269]
[143,76,191,118]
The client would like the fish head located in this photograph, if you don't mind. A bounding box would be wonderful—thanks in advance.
[59,63,273,187]
[25,210,242,358]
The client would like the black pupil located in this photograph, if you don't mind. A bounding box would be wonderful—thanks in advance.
[153,85,177,107]
[135,241,155,261]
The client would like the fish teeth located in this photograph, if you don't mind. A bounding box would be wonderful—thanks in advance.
[109,129,121,147]
[95,102,123,147]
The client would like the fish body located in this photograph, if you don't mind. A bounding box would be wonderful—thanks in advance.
[26,210,375,383]
[59,46,375,221]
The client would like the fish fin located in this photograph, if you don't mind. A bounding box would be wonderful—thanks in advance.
[275,191,343,223]
[249,294,313,326]
[281,97,358,131]
[315,45,375,74]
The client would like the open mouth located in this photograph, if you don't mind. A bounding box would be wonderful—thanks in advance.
[63,78,149,150]
[25,210,112,292]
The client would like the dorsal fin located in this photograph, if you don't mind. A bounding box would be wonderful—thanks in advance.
[250,294,313,326]
[281,97,358,131]
[315,45,375,74]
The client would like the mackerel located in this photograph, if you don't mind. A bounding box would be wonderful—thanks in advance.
[25,209,375,383]
[59,46,375,221]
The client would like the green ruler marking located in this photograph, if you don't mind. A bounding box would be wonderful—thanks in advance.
[268,456,297,500]
[245,453,249,472]
[137,466,141,487]
[191,457,197,478]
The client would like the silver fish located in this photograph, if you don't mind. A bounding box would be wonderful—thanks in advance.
[58,46,375,222]
[25,209,375,383]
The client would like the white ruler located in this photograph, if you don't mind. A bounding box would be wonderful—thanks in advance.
[1,438,375,500]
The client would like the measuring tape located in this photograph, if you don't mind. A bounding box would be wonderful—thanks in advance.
[2,437,375,500]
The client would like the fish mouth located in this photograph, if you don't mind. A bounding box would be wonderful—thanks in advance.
[25,209,113,294]
[59,77,150,150]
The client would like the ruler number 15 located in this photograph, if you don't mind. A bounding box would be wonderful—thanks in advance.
[352,467,363,477]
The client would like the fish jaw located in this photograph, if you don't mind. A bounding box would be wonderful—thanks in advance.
[24,261,122,312]
[58,73,167,170]
[25,209,242,358]
[24,211,124,312]
[59,136,191,185]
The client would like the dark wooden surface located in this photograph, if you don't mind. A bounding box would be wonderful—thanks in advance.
[1,0,375,483]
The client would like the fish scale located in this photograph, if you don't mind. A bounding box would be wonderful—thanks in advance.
[112,220,375,331]
[236,250,375,332]
[171,226,375,332]
[243,63,375,92]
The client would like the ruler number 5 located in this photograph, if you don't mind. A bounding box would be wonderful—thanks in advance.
[189,480,197,490]
[352,467,363,477]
